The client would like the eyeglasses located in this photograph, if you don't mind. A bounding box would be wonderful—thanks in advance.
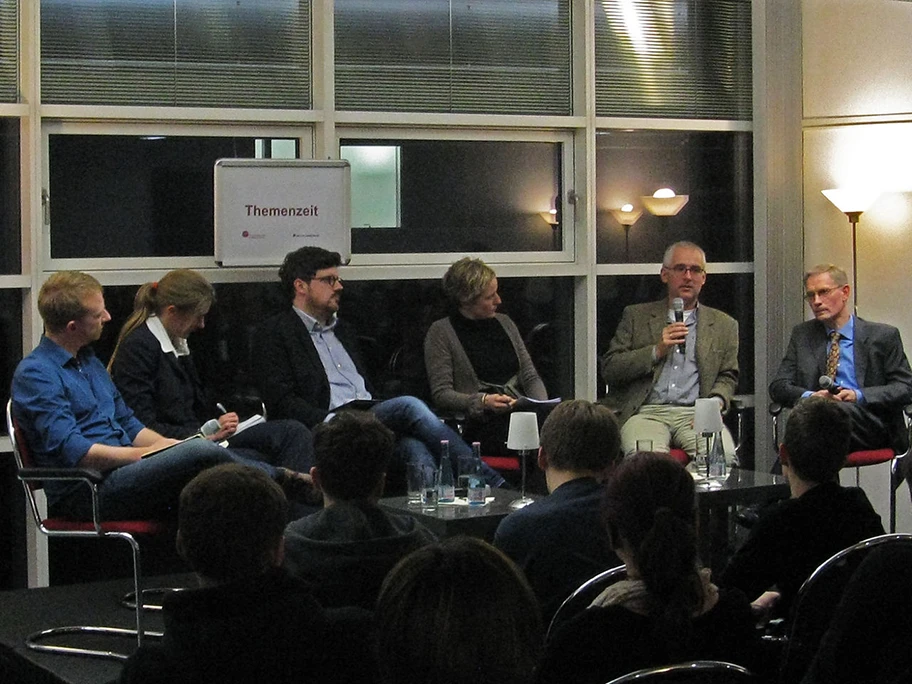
[804,287,838,301]
[311,275,343,287]
[666,264,705,276]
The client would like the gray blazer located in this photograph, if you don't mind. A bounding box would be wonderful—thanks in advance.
[600,300,739,425]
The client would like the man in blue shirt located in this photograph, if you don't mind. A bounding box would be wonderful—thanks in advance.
[770,263,912,451]
[12,271,311,521]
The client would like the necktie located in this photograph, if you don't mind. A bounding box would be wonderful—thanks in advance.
[825,330,840,379]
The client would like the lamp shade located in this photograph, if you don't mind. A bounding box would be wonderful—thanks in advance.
[693,398,724,435]
[821,188,880,214]
[641,188,689,217]
[507,412,540,451]
[610,206,643,226]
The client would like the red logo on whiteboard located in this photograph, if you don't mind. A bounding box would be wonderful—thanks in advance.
[242,231,249,237]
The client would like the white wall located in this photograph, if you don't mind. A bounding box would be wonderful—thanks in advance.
[803,0,912,530]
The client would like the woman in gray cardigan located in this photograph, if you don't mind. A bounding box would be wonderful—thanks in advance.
[424,257,547,454]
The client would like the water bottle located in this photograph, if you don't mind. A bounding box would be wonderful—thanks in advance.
[467,442,486,506]
[708,432,726,479]
[437,440,456,503]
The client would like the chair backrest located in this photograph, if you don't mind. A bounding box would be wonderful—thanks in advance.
[604,660,753,684]
[546,564,626,640]
[6,399,49,528]
[781,532,912,683]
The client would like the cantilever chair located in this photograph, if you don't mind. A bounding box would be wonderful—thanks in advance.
[604,660,754,683]
[6,399,165,660]
[546,564,627,641]
[770,403,912,531]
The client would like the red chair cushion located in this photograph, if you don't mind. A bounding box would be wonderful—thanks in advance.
[669,449,690,466]
[481,456,521,472]
[42,518,166,535]
[845,449,894,467]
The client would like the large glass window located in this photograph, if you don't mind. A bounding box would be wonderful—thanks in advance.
[40,0,311,108]
[0,118,19,274]
[595,0,752,119]
[48,134,300,259]
[335,0,572,115]
[341,139,564,254]
[595,130,752,264]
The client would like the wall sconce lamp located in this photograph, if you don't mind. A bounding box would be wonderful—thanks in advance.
[539,209,559,226]
[610,203,643,261]
[821,188,881,314]
[641,188,689,217]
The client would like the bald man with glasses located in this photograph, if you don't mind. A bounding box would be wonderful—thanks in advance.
[600,241,739,460]
[770,263,912,452]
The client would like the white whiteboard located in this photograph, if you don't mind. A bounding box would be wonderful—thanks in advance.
[214,159,351,266]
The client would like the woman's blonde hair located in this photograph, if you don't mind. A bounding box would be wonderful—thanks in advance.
[109,269,215,369]
[441,257,497,306]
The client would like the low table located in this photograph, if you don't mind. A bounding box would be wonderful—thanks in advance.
[379,489,535,542]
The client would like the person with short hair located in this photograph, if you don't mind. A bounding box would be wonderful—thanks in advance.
[119,464,375,684]
[770,263,912,452]
[494,399,623,619]
[283,411,436,609]
[109,269,315,476]
[539,453,759,684]
[424,257,548,453]
[253,246,503,486]
[11,271,312,521]
[719,396,885,618]
[600,241,739,460]
[375,536,543,684]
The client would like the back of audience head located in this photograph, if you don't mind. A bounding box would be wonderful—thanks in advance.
[539,399,621,475]
[312,411,395,503]
[279,246,342,302]
[603,453,701,635]
[782,396,851,483]
[177,464,288,585]
[376,536,543,684]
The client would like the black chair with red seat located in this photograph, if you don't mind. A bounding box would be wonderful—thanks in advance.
[6,399,165,660]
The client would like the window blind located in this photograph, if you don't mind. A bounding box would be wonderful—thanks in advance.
[595,0,752,119]
[0,0,17,103]
[335,0,572,115]
[40,0,310,109]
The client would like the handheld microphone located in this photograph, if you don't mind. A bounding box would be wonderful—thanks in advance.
[199,418,221,438]
[818,375,842,395]
[672,297,686,355]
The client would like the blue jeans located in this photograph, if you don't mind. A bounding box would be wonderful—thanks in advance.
[55,438,279,521]
[370,396,504,487]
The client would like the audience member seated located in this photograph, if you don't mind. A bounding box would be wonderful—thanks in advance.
[118,464,375,684]
[424,257,548,454]
[11,271,314,521]
[252,246,503,487]
[283,411,436,609]
[719,396,885,619]
[375,536,543,684]
[494,399,622,620]
[600,241,739,461]
[801,542,912,684]
[109,268,315,475]
[538,453,760,684]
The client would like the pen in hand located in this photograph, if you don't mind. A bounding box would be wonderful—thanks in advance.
[216,403,227,414]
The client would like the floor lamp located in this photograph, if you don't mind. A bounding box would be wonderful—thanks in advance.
[610,204,642,261]
[821,188,881,315]
[642,187,689,221]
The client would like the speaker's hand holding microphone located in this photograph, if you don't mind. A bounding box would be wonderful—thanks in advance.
[818,375,858,403]
[658,298,689,358]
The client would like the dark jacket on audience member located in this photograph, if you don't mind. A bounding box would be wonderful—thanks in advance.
[493,477,620,621]
[118,568,375,684]
[719,482,885,616]
[537,588,758,684]
[283,500,437,610]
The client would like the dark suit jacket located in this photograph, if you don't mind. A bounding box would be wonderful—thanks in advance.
[252,309,374,429]
[110,323,209,439]
[769,317,912,447]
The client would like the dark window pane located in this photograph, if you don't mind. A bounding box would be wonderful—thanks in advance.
[335,0,571,115]
[0,119,19,274]
[48,135,298,259]
[0,289,23,435]
[596,130,753,264]
[595,0,752,119]
[342,139,563,254]
[97,276,574,410]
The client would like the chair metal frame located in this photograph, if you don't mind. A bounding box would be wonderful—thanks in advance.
[769,403,912,532]
[604,660,753,683]
[6,399,164,660]
[546,564,627,640]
